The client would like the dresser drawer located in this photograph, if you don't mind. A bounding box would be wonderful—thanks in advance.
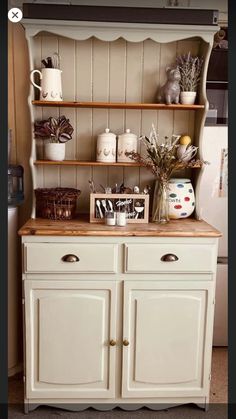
[24,243,118,273]
[124,243,216,273]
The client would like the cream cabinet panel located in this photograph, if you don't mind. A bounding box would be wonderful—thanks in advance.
[124,243,217,273]
[24,280,117,398]
[39,295,104,385]
[122,280,213,398]
[24,243,118,273]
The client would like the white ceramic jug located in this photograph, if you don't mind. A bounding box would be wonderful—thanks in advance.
[30,68,63,101]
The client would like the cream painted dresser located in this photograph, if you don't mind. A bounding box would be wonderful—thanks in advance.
[19,218,220,413]
[19,10,221,413]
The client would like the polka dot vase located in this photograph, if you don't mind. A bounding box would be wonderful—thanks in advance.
[168,178,195,219]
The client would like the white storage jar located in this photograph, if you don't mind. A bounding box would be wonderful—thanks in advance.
[96,128,116,163]
[117,129,137,163]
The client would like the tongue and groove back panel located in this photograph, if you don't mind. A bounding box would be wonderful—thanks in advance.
[33,34,200,213]
[29,32,201,213]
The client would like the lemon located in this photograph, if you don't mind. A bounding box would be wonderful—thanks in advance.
[179,135,191,145]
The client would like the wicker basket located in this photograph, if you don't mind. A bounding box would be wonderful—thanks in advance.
[35,188,81,220]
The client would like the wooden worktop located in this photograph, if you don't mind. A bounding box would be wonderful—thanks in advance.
[18,217,221,237]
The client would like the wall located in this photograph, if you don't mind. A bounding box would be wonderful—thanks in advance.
[189,0,227,25]
[8,1,190,9]
[8,22,32,374]
[8,22,32,227]
[8,0,228,25]
[8,0,227,11]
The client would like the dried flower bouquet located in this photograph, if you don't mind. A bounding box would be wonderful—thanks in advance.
[126,124,206,183]
[126,124,208,223]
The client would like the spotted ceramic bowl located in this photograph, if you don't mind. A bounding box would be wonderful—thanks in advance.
[168,178,195,219]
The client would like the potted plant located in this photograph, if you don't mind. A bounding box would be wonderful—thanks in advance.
[176,52,204,105]
[34,115,74,161]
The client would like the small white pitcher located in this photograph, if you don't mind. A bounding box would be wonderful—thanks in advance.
[30,68,63,101]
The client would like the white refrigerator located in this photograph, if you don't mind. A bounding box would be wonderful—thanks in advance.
[200,126,228,346]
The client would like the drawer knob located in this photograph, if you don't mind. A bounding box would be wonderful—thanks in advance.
[161,253,179,262]
[62,254,80,263]
[123,339,129,346]
[109,339,116,346]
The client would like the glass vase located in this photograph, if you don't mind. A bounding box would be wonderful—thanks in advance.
[152,179,169,223]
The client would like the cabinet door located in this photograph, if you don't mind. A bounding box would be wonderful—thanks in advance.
[24,280,117,398]
[122,280,214,398]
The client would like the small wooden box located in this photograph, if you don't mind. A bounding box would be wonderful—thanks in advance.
[90,193,149,223]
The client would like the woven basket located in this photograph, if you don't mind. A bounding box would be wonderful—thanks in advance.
[35,187,81,220]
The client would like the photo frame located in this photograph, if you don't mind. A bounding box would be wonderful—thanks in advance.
[90,193,149,223]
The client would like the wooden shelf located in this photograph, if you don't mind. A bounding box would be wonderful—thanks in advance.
[32,100,204,110]
[34,160,143,167]
[34,160,202,168]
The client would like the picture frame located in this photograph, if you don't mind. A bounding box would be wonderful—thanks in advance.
[90,193,149,223]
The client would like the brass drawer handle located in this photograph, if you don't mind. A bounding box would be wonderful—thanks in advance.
[161,253,179,262]
[109,339,116,346]
[123,339,129,346]
[62,254,80,263]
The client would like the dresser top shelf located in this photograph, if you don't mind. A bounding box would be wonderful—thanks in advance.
[34,160,143,167]
[18,217,221,237]
[32,100,204,110]
[33,160,202,168]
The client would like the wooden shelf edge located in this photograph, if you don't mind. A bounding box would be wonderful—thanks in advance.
[32,100,205,110]
[34,160,202,168]
[34,160,143,167]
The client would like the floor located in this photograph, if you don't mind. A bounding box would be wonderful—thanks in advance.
[8,348,228,419]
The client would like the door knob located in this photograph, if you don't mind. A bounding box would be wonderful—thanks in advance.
[161,253,179,262]
[109,339,116,346]
[123,339,129,346]
[61,254,80,262]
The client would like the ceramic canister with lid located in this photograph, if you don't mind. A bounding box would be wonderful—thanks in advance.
[168,178,195,219]
[117,129,137,162]
[96,128,116,162]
